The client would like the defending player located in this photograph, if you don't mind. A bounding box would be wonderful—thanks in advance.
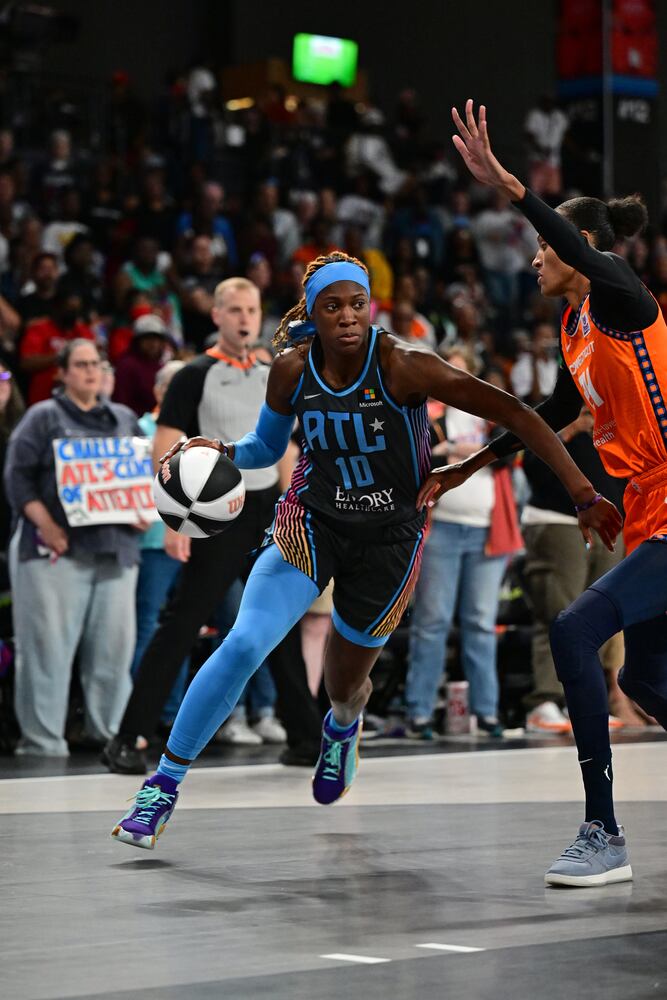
[111,249,619,851]
[447,99,667,886]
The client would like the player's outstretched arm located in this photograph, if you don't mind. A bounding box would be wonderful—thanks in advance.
[390,346,622,551]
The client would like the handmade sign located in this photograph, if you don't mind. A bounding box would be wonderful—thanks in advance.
[53,436,159,526]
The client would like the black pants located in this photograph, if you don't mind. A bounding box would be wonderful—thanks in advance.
[119,488,322,748]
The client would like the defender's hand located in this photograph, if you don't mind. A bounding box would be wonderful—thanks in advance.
[578,497,623,553]
[417,463,472,511]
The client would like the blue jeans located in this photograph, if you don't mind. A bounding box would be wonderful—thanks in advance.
[405,521,507,721]
[131,549,188,723]
[214,578,278,720]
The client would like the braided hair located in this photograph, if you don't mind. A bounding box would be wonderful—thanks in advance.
[273,251,369,349]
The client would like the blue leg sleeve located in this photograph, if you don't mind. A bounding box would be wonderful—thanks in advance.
[166,545,319,761]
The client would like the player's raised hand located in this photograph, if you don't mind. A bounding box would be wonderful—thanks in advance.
[451,100,524,199]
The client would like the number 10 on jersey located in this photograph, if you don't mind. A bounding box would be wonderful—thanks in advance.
[335,455,374,489]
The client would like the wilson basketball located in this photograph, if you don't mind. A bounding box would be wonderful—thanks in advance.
[153,446,245,538]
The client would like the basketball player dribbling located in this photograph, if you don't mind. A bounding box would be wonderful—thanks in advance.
[111,248,619,856]
[451,99,667,885]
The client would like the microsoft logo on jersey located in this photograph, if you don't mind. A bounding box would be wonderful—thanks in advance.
[358,387,382,408]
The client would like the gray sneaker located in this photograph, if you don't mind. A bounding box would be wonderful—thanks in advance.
[545,820,632,887]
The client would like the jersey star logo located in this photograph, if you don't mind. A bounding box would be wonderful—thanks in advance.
[370,418,384,433]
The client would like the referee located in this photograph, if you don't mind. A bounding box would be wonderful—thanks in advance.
[103,277,322,773]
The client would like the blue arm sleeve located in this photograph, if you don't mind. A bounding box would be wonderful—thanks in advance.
[231,403,295,469]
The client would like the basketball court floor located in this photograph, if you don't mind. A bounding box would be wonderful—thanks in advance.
[2,734,666,999]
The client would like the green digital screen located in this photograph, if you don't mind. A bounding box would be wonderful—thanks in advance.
[292,33,358,87]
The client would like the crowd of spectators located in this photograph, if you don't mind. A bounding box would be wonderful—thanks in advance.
[0,67,663,756]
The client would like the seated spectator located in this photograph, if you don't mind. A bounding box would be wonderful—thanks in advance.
[387,182,445,272]
[253,181,300,268]
[112,313,170,415]
[510,321,559,403]
[337,173,385,248]
[345,107,405,195]
[325,81,358,140]
[115,235,182,343]
[85,159,124,255]
[376,274,436,346]
[450,296,484,351]
[10,217,45,298]
[176,181,237,269]
[443,225,480,284]
[172,234,222,352]
[133,168,178,249]
[108,70,147,159]
[58,234,105,321]
[107,289,155,363]
[391,235,417,280]
[245,252,281,348]
[20,286,94,405]
[16,252,59,325]
[389,299,420,344]
[4,339,142,756]
[292,217,338,268]
[342,224,394,304]
[445,262,490,316]
[0,168,30,243]
[42,190,89,265]
[33,129,80,220]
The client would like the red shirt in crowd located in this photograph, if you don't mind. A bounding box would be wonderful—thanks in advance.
[20,318,95,405]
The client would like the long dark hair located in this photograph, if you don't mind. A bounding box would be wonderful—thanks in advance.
[558,195,648,252]
[273,251,369,349]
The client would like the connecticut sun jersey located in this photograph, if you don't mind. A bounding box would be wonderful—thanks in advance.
[288,327,431,529]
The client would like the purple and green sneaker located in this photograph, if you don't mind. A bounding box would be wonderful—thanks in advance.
[312,710,362,805]
[111,774,179,850]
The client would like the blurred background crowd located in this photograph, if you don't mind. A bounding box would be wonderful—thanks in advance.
[0,40,662,762]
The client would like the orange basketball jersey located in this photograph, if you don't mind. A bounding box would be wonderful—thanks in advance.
[561,294,667,480]
[561,295,667,553]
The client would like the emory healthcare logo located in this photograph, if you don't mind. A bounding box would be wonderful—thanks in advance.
[334,485,395,512]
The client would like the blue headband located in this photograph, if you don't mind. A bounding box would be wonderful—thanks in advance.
[304,261,370,316]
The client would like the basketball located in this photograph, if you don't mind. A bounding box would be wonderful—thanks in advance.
[153,446,245,537]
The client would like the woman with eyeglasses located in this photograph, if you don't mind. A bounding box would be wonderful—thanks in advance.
[4,339,145,757]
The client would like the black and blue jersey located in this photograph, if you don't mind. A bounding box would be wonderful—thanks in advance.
[265,327,431,640]
[288,326,431,529]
